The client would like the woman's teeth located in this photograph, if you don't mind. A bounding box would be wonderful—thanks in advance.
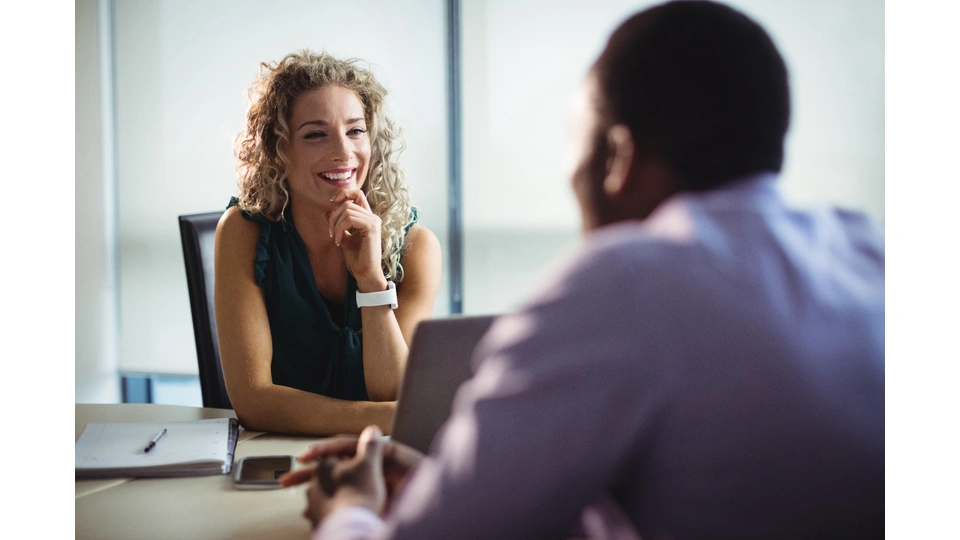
[321,171,351,181]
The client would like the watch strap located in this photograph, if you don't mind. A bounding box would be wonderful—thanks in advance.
[355,281,398,309]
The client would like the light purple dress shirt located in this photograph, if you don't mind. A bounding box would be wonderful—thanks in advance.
[313,173,885,540]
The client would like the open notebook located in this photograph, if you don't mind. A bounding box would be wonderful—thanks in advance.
[75,417,239,479]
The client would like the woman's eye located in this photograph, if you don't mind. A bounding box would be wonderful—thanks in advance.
[304,131,326,140]
[348,128,367,136]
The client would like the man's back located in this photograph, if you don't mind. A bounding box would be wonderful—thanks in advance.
[565,174,884,538]
[380,174,883,540]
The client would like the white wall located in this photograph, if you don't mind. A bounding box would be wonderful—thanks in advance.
[459,0,884,315]
[76,0,121,403]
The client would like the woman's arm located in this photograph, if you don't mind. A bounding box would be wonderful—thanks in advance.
[357,224,442,401]
[213,207,396,435]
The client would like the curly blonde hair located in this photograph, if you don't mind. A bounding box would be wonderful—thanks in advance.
[234,50,414,281]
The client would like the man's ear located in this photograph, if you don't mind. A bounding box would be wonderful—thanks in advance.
[603,124,635,197]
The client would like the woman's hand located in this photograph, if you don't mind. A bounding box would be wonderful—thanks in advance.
[326,190,387,292]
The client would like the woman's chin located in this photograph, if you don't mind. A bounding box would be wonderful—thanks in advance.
[322,178,354,190]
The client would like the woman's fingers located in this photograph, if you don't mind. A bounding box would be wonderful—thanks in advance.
[330,189,372,211]
[332,204,382,246]
[327,200,381,245]
[324,190,384,283]
[328,189,373,241]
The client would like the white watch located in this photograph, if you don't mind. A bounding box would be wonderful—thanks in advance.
[356,281,398,309]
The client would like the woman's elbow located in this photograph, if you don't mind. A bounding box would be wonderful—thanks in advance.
[233,411,259,432]
[366,385,398,402]
[230,400,260,431]
[227,387,273,431]
[233,405,277,433]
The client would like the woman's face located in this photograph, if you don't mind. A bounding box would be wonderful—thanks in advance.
[285,85,371,210]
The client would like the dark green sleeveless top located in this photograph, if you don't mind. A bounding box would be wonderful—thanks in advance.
[227,197,417,401]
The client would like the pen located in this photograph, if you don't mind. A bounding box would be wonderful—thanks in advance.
[144,428,167,453]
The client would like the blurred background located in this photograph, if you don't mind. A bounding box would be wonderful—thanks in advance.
[76,0,883,406]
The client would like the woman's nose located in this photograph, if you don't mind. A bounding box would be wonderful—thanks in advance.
[330,134,351,162]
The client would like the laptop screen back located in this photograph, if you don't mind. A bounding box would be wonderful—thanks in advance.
[390,315,496,454]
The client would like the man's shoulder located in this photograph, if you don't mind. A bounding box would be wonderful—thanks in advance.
[532,218,705,308]
[827,207,885,254]
[568,203,717,276]
[546,188,884,301]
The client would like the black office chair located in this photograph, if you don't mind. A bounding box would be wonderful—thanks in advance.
[179,211,232,410]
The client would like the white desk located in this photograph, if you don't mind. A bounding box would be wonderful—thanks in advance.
[75,403,318,540]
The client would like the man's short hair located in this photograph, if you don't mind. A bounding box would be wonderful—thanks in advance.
[592,0,791,190]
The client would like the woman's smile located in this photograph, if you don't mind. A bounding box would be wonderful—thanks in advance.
[319,168,356,188]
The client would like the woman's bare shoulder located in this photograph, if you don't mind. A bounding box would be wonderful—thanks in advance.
[217,205,261,245]
[404,224,440,250]
[400,224,441,280]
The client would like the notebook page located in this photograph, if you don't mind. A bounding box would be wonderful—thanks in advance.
[75,418,233,469]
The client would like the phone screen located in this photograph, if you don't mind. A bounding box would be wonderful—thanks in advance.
[237,456,293,482]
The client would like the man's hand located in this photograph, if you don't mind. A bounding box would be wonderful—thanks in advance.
[280,426,426,528]
[298,426,387,528]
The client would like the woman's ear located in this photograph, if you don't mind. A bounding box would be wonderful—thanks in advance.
[603,124,635,197]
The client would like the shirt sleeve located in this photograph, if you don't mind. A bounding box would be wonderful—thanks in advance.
[313,507,384,540]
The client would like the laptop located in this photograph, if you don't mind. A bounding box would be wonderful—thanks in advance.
[390,314,497,454]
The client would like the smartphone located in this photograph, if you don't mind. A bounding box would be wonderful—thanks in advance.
[233,455,294,490]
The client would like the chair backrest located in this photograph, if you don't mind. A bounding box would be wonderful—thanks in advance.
[178,211,232,410]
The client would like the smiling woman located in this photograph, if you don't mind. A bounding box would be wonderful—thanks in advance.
[214,51,442,436]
